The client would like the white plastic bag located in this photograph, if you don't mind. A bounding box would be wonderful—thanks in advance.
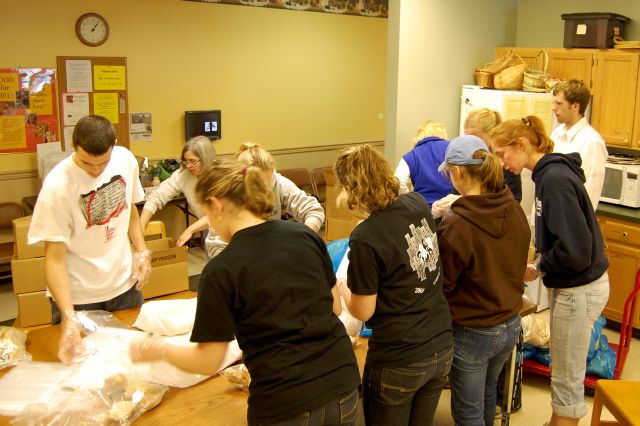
[133,298,198,336]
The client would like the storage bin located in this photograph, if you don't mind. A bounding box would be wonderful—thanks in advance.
[561,13,630,49]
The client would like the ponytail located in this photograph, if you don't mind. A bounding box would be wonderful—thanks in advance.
[196,159,274,219]
[460,150,504,194]
[490,115,554,154]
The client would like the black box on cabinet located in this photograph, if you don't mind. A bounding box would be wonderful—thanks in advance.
[561,13,630,49]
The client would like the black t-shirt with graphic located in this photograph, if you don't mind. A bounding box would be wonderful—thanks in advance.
[191,220,360,424]
[348,191,452,365]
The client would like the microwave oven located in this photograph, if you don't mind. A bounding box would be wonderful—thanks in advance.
[600,162,640,208]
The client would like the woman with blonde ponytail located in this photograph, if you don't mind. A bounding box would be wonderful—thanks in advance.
[130,159,361,425]
[490,116,609,426]
[436,135,530,425]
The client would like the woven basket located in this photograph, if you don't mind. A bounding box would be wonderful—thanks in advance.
[523,50,550,92]
[494,54,526,90]
[474,69,494,88]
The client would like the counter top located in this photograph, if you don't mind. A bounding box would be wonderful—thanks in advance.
[597,202,640,224]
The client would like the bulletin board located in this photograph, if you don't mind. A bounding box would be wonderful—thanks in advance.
[0,68,59,153]
[56,56,130,149]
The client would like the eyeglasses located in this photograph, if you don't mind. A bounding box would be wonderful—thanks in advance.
[181,159,201,167]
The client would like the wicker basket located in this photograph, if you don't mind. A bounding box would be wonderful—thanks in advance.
[523,50,550,92]
[474,69,494,88]
[494,54,526,90]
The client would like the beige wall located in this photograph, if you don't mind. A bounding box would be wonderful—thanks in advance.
[385,0,518,165]
[516,1,640,47]
[0,0,387,177]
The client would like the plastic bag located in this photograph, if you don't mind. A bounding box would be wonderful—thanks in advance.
[431,194,461,219]
[219,363,251,390]
[13,374,168,425]
[133,298,197,336]
[0,326,31,369]
[326,239,349,273]
[588,315,607,361]
[586,334,617,379]
[521,314,550,347]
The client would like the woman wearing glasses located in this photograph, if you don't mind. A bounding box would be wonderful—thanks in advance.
[139,136,216,247]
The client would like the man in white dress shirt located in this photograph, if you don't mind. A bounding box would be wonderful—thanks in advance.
[551,80,608,211]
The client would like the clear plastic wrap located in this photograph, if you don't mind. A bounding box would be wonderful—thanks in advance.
[0,326,31,369]
[12,373,168,425]
[219,363,251,391]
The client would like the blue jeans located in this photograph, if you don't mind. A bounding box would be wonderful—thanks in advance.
[362,346,453,426]
[253,387,360,426]
[50,284,143,325]
[549,273,609,419]
[450,314,521,426]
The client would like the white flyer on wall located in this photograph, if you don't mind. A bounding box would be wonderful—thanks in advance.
[130,112,152,142]
[62,93,90,126]
[65,60,92,92]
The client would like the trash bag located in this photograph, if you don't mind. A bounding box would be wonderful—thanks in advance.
[586,334,617,379]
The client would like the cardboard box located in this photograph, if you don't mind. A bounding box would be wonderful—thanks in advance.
[141,238,189,299]
[16,291,51,328]
[325,217,362,241]
[11,256,46,294]
[13,216,45,259]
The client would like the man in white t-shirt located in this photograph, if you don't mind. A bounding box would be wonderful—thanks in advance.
[28,115,151,364]
[551,80,608,211]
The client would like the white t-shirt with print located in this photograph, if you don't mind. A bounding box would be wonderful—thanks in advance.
[28,146,144,304]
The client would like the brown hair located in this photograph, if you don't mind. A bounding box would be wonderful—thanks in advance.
[412,120,448,144]
[464,108,502,137]
[454,150,504,194]
[489,115,554,155]
[73,115,116,155]
[334,144,399,213]
[236,142,275,171]
[195,159,274,220]
[552,79,590,116]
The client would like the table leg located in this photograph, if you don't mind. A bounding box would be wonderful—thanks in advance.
[501,345,517,426]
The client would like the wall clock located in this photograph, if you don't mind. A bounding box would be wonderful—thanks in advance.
[75,13,109,47]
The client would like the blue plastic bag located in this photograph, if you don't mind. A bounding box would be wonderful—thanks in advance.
[326,238,349,273]
[588,316,607,360]
[586,334,617,379]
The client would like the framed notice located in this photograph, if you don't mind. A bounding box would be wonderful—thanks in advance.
[0,68,59,153]
[56,56,130,149]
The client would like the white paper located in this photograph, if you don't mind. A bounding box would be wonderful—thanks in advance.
[130,112,152,142]
[65,60,92,92]
[63,126,75,149]
[36,141,62,179]
[62,92,90,126]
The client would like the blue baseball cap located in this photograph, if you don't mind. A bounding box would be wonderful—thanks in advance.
[438,135,489,172]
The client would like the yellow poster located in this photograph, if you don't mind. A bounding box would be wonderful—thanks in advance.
[93,66,126,91]
[29,83,53,115]
[531,98,554,134]
[0,115,27,149]
[503,96,529,121]
[93,93,119,124]
[0,72,19,103]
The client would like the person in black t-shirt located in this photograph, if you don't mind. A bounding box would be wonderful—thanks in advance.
[130,159,361,425]
[334,145,453,426]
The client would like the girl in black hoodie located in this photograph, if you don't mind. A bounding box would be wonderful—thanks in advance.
[490,116,609,426]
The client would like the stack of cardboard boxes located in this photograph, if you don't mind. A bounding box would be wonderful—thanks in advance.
[11,216,50,327]
[10,217,190,328]
[323,169,368,241]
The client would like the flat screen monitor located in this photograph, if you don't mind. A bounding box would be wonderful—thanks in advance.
[185,110,221,141]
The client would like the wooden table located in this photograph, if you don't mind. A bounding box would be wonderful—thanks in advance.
[0,291,369,426]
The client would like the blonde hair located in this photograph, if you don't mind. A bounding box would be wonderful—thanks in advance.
[413,120,448,144]
[195,159,274,220]
[236,142,275,171]
[453,150,504,194]
[334,144,399,213]
[489,116,554,154]
[464,108,502,138]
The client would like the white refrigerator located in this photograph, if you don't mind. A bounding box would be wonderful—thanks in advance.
[459,85,559,311]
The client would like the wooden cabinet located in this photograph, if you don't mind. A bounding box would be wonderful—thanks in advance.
[598,215,640,329]
[592,52,639,148]
[494,47,640,151]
